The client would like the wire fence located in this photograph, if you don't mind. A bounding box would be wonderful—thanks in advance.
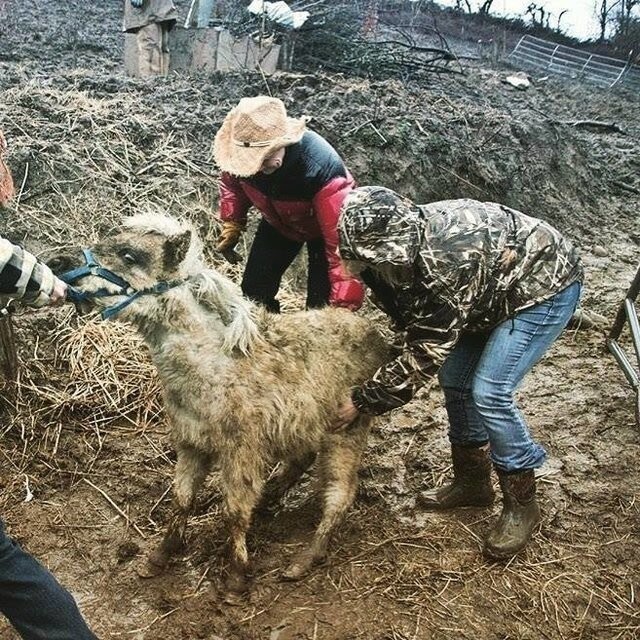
[508,35,640,91]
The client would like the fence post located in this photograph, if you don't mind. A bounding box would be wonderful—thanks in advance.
[611,57,630,87]
[509,34,524,59]
[548,43,559,69]
[579,53,593,78]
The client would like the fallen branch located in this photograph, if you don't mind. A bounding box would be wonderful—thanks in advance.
[562,120,626,134]
[83,477,147,538]
[372,39,458,61]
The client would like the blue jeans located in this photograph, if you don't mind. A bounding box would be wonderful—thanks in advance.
[0,518,97,640]
[438,282,581,472]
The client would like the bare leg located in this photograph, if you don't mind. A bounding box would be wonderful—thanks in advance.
[282,417,370,581]
[138,445,212,578]
[257,452,317,513]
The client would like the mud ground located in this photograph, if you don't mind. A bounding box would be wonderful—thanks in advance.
[0,1,639,639]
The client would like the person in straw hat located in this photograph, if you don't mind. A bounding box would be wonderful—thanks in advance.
[213,96,364,313]
[0,133,98,639]
[331,186,583,561]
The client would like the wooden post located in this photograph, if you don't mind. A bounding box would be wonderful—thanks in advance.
[0,311,18,383]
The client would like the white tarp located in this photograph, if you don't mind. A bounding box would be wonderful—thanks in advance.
[247,0,310,29]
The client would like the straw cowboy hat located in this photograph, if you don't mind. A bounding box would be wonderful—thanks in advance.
[213,96,307,177]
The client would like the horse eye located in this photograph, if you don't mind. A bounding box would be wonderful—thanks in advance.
[120,250,138,265]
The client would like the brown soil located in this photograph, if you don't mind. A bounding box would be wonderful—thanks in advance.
[0,2,639,639]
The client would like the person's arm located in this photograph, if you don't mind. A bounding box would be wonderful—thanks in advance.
[313,172,365,311]
[218,172,251,225]
[351,295,466,416]
[0,237,66,306]
[216,172,253,259]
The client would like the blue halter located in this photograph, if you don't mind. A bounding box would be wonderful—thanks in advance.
[59,249,184,320]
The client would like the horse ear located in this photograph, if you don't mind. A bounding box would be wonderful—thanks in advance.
[163,230,191,271]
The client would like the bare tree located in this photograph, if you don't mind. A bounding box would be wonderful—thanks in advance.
[478,0,495,15]
[454,0,473,12]
[557,9,568,32]
[526,3,551,29]
[616,0,640,35]
[596,0,622,42]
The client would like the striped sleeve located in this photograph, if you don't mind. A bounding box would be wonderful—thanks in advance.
[0,237,55,307]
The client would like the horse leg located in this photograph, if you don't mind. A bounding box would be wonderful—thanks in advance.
[257,451,317,513]
[138,445,212,578]
[221,452,266,600]
[282,417,370,581]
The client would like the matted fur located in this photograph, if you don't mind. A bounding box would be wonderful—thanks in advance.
[52,213,389,595]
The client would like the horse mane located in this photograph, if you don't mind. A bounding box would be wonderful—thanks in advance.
[191,270,261,356]
[121,212,262,355]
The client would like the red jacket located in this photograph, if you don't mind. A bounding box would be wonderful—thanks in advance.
[218,131,364,310]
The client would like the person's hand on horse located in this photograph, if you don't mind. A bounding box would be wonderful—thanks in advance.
[330,397,360,432]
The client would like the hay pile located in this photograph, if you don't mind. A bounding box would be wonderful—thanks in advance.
[16,313,162,427]
[0,309,163,479]
[0,74,308,471]
[0,78,219,252]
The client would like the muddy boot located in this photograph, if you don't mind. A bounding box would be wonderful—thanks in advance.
[417,444,495,510]
[484,469,541,560]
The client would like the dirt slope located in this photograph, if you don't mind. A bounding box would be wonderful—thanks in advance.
[0,2,639,639]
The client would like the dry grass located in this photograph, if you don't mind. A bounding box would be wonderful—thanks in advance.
[0,72,638,640]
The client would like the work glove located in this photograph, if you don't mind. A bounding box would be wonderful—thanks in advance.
[216,220,244,264]
[329,278,365,311]
[130,0,144,8]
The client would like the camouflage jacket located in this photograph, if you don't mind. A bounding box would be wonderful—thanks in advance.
[339,187,583,416]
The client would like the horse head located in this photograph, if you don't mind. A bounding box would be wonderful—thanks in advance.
[49,213,198,318]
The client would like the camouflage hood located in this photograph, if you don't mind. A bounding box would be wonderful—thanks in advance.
[339,186,426,267]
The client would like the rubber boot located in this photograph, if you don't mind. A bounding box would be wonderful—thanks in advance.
[417,444,495,510]
[484,469,541,560]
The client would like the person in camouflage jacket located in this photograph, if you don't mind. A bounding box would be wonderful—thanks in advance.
[332,186,583,560]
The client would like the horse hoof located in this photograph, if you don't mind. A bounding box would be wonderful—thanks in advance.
[224,570,249,597]
[135,558,166,579]
[282,553,315,582]
[282,550,321,581]
[223,590,245,606]
[135,547,170,579]
[281,562,307,581]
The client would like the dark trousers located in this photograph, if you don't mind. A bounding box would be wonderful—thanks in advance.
[0,518,97,640]
[241,219,331,313]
